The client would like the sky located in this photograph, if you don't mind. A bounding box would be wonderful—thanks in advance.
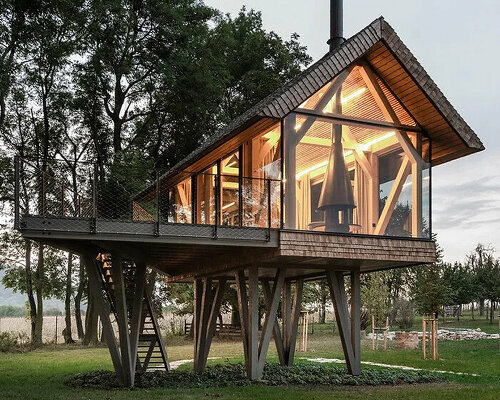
[206,0,500,263]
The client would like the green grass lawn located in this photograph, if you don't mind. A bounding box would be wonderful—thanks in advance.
[0,318,499,400]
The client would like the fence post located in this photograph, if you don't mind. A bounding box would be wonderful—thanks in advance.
[14,156,20,230]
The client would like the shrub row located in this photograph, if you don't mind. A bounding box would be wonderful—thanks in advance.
[66,362,443,390]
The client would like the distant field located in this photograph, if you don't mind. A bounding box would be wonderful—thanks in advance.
[0,314,499,400]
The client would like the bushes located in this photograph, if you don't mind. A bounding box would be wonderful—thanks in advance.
[0,331,29,352]
[65,363,443,390]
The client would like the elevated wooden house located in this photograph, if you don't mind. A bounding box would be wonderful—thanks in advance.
[14,1,483,387]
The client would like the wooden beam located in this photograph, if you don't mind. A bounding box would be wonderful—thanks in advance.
[286,279,303,366]
[358,61,424,165]
[293,68,351,146]
[111,257,133,386]
[299,136,331,147]
[326,270,359,375]
[368,153,379,234]
[248,268,259,379]
[83,256,124,385]
[202,279,227,368]
[374,156,411,236]
[294,108,421,134]
[193,278,203,367]
[257,269,286,372]
[342,126,372,179]
[195,277,213,372]
[350,268,361,375]
[261,279,285,365]
[129,262,147,373]
[235,269,250,374]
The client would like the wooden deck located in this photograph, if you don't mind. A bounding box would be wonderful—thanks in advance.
[19,215,435,282]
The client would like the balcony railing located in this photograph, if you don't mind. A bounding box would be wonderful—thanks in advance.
[14,157,281,242]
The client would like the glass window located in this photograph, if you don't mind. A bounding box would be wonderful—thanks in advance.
[221,152,240,226]
[196,164,217,225]
[283,112,430,238]
[298,66,417,127]
[242,125,281,227]
[168,177,192,223]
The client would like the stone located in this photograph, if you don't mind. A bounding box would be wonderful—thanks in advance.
[396,331,419,349]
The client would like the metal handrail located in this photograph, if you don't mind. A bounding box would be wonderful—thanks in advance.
[14,156,281,239]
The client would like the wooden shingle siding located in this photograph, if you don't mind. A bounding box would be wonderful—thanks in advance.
[279,231,436,264]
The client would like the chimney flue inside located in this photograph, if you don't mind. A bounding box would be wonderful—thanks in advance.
[328,0,345,52]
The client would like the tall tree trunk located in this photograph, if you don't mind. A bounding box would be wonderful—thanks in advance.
[319,297,326,324]
[24,240,37,344]
[74,257,85,339]
[83,289,99,346]
[33,244,44,346]
[63,252,74,343]
[471,302,475,321]
[479,299,485,316]
[490,300,495,324]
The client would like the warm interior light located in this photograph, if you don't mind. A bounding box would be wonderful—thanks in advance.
[222,201,236,210]
[341,87,366,104]
[295,123,303,131]
[225,160,237,168]
[295,150,353,180]
[322,87,367,113]
[360,131,395,150]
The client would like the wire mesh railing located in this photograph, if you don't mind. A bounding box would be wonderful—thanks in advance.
[14,157,282,240]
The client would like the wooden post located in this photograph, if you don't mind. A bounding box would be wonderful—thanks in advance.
[384,316,389,351]
[193,278,227,373]
[112,257,133,387]
[372,315,375,350]
[261,279,286,365]
[82,256,124,385]
[326,270,360,375]
[422,318,426,360]
[235,267,286,380]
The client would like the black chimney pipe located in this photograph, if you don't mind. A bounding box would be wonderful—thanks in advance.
[328,0,345,52]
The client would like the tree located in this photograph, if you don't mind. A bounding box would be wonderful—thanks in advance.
[361,272,389,325]
[303,280,331,324]
[466,244,500,322]
[410,239,450,316]
[442,262,475,320]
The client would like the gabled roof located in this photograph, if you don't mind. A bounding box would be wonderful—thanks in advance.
[162,16,484,182]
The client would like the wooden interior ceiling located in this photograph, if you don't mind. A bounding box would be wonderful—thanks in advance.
[366,41,475,166]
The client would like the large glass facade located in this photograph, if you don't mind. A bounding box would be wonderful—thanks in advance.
[283,65,431,239]
[161,65,430,239]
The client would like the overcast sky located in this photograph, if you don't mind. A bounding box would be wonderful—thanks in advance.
[205,0,500,263]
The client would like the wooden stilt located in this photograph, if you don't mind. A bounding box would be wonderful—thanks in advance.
[83,256,124,385]
[261,279,286,365]
[286,279,303,366]
[326,269,361,375]
[129,263,146,373]
[193,278,227,373]
[235,268,286,380]
[111,257,133,386]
